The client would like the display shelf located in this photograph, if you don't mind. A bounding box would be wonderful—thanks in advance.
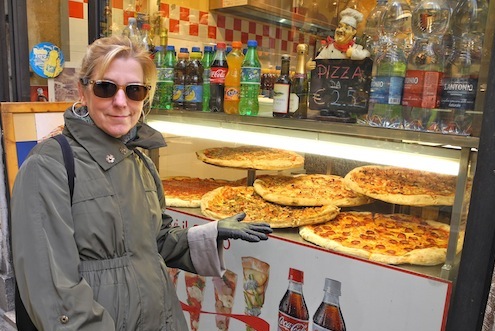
[146,110,477,281]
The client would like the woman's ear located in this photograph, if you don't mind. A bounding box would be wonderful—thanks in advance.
[77,82,87,106]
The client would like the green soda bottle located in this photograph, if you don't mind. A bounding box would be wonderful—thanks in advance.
[201,45,215,112]
[239,40,261,116]
[153,46,176,110]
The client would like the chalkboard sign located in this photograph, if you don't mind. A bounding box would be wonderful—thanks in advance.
[308,58,373,122]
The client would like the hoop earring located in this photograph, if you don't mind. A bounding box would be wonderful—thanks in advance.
[72,101,89,118]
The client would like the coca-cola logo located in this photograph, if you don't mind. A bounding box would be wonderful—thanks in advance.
[211,69,227,78]
[278,316,308,331]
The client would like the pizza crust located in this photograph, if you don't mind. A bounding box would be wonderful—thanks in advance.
[344,165,457,206]
[253,174,373,207]
[201,186,340,228]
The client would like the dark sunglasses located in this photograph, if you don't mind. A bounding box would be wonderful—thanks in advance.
[80,78,151,101]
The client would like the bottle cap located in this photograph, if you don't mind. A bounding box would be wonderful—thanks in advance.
[180,47,189,53]
[281,54,290,60]
[324,278,341,296]
[155,46,164,52]
[128,17,137,24]
[232,41,243,48]
[217,42,226,49]
[142,23,150,30]
[192,46,201,53]
[204,45,213,52]
[288,268,304,283]
[166,45,175,51]
[247,40,258,47]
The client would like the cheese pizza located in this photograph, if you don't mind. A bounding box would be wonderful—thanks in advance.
[344,165,457,206]
[196,146,304,170]
[253,174,373,207]
[201,186,340,228]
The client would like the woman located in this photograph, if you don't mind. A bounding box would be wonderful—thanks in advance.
[11,35,271,330]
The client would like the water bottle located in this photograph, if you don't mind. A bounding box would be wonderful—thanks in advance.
[362,0,389,59]
[122,17,142,46]
[201,45,215,112]
[239,40,261,116]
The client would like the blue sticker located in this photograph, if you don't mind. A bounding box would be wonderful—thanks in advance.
[29,42,65,78]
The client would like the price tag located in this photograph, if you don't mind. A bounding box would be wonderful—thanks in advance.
[308,58,372,122]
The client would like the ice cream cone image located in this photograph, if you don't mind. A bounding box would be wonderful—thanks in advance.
[185,272,206,331]
[241,257,270,331]
[212,269,238,330]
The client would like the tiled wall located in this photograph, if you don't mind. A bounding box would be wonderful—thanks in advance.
[66,0,316,69]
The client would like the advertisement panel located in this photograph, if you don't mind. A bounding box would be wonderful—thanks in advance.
[167,209,451,331]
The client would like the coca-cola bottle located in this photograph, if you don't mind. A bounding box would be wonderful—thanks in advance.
[312,278,346,331]
[209,42,228,112]
[278,268,309,331]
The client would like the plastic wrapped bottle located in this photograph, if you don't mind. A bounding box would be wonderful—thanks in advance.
[239,40,262,116]
[362,0,389,59]
[201,45,215,112]
[381,0,413,58]
[439,0,487,134]
[402,0,451,131]
[224,41,244,114]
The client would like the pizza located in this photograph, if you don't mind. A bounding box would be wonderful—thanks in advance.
[162,176,242,208]
[253,174,373,207]
[344,165,457,206]
[201,186,340,228]
[300,211,464,265]
[196,145,304,170]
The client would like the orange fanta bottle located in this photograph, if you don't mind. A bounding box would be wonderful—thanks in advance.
[224,41,244,114]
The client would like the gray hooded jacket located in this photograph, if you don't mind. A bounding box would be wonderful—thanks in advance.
[11,108,225,330]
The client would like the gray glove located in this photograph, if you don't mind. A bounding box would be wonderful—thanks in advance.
[217,212,272,242]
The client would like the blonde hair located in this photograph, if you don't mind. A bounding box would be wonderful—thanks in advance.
[78,35,157,108]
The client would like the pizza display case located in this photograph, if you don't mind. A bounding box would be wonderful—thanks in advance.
[143,108,478,329]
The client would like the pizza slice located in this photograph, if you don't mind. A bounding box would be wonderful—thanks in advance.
[184,272,206,331]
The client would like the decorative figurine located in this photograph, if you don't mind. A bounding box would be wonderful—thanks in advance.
[307,7,370,70]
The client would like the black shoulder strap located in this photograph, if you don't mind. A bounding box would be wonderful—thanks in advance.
[52,134,75,204]
[15,134,75,331]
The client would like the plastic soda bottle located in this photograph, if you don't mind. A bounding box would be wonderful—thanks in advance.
[239,40,262,116]
[312,278,346,331]
[153,45,176,110]
[278,268,309,331]
[201,45,215,112]
[173,48,189,110]
[184,50,204,111]
[209,42,228,112]
[224,41,244,114]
